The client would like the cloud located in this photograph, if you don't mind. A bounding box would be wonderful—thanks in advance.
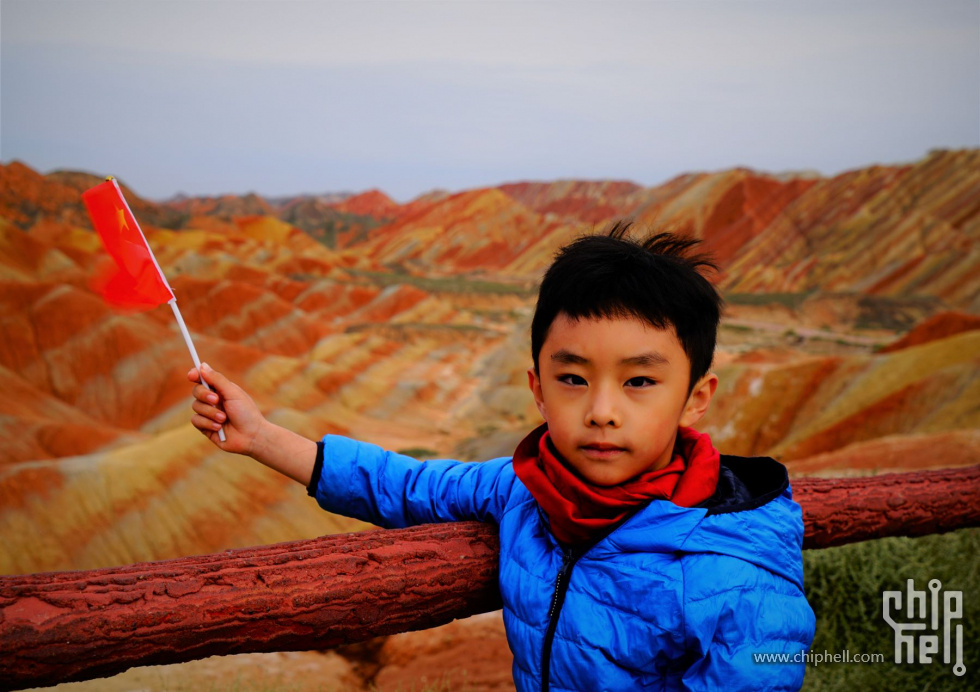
[2,0,977,200]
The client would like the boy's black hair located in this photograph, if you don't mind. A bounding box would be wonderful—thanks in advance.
[531,221,722,392]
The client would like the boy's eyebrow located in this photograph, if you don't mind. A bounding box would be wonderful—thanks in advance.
[550,350,669,366]
[622,352,669,367]
[551,349,589,365]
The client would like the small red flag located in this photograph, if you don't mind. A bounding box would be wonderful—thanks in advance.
[82,178,174,310]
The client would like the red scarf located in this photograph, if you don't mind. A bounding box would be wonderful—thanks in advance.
[512,424,720,546]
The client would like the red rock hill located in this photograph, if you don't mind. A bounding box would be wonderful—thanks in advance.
[1,150,977,578]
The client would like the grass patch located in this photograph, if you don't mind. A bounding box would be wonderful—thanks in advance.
[725,292,815,310]
[720,322,755,333]
[343,322,496,336]
[369,672,470,691]
[802,528,978,690]
[855,295,944,332]
[348,269,536,296]
[397,447,439,460]
[289,211,385,249]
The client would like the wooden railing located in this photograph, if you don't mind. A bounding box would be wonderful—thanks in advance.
[1,464,978,691]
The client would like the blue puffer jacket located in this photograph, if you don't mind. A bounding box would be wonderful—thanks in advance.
[308,435,816,691]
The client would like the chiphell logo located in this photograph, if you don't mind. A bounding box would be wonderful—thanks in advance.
[882,578,964,677]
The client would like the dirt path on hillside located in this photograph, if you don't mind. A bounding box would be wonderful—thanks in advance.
[723,318,884,347]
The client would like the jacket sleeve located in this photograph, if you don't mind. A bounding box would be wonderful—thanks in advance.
[307,434,517,528]
[679,555,813,691]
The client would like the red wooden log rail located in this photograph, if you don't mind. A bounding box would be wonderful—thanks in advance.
[2,464,978,691]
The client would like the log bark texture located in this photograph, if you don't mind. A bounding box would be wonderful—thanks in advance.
[796,464,980,548]
[1,465,977,691]
[0,523,501,691]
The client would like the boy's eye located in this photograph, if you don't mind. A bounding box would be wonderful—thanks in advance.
[625,376,656,388]
[558,374,587,386]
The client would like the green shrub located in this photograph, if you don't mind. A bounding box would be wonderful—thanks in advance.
[724,292,814,309]
[802,529,979,690]
[397,447,439,460]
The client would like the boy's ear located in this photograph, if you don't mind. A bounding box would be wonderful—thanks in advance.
[679,372,718,428]
[527,367,548,421]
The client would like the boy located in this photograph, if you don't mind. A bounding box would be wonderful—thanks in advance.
[189,223,816,690]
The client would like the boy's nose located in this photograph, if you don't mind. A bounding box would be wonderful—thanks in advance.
[586,389,621,428]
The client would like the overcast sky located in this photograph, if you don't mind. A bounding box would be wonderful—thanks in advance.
[2,0,978,201]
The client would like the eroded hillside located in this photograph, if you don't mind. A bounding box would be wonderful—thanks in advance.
[1,151,977,582]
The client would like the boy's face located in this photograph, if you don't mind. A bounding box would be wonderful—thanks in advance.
[528,313,717,487]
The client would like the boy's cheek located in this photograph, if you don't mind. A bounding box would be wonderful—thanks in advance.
[535,401,549,421]
[527,369,549,420]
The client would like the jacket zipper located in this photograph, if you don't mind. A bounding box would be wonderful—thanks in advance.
[535,500,650,691]
[540,546,578,692]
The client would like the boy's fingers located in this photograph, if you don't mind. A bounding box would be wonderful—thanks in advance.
[192,384,220,405]
[191,399,226,421]
[191,413,224,434]
[199,363,237,398]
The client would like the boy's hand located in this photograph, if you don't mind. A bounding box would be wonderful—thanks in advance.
[188,363,318,486]
[188,363,263,455]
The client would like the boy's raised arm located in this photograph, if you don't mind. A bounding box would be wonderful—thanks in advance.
[189,364,514,530]
[188,363,317,486]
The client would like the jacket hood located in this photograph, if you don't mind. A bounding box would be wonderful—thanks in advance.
[591,455,806,590]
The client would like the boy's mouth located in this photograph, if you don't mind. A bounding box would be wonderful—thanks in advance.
[580,443,627,458]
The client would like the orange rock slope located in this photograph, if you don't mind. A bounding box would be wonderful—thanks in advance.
[0,150,978,580]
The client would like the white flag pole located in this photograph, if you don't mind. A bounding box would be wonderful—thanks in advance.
[169,298,226,442]
[97,178,225,443]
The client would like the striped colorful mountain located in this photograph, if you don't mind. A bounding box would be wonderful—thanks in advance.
[0,149,977,578]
